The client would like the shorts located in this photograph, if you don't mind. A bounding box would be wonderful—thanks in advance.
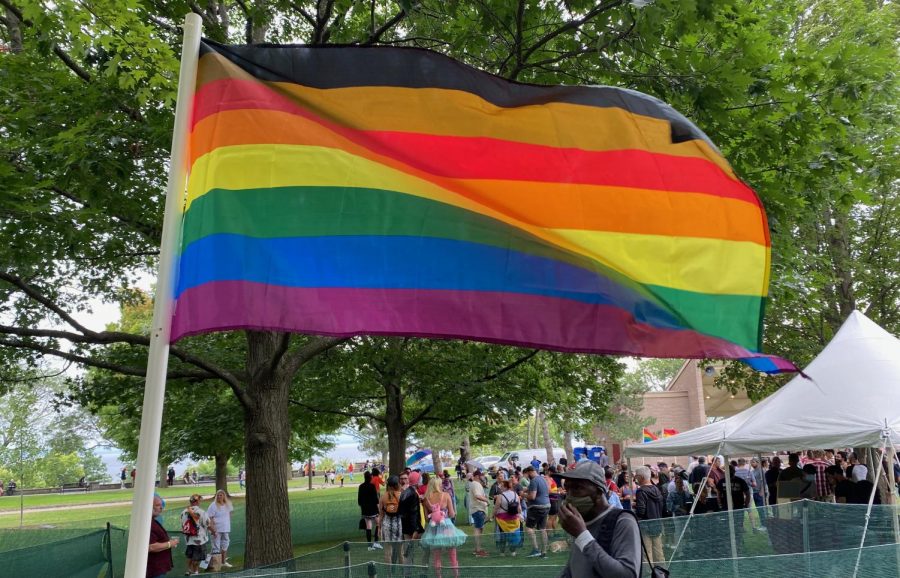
[549,498,559,516]
[382,515,402,542]
[185,542,207,561]
[472,511,486,530]
[525,506,549,530]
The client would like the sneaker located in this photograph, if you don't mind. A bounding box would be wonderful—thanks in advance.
[510,551,517,557]
[475,550,489,558]
[527,549,542,558]
[368,546,376,552]
[373,542,384,550]
[222,562,233,568]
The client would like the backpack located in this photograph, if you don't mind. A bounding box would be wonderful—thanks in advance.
[384,491,399,515]
[182,511,199,536]
[503,493,520,516]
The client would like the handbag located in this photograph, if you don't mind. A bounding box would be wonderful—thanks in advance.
[639,535,670,578]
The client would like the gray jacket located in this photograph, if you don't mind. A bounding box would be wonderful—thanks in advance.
[558,507,641,578]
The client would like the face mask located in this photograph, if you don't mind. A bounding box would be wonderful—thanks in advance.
[565,494,596,517]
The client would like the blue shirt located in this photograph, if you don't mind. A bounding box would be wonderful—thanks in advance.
[527,475,550,506]
[607,492,623,509]
[530,459,541,470]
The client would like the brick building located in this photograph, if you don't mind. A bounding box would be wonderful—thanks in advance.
[597,360,753,467]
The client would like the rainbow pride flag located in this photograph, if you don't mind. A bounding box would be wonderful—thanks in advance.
[643,429,659,443]
[171,41,795,373]
[662,429,679,438]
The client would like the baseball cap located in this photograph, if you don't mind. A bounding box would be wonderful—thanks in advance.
[408,471,421,486]
[559,461,608,495]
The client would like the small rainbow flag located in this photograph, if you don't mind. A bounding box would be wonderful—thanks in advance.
[662,428,679,438]
[642,428,659,443]
[171,41,796,373]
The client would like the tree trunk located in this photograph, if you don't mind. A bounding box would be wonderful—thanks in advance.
[431,448,443,477]
[461,435,471,472]
[4,8,23,52]
[243,331,293,567]
[880,448,895,506]
[525,415,532,447]
[563,431,575,465]
[214,452,230,494]
[538,409,554,465]
[384,380,407,475]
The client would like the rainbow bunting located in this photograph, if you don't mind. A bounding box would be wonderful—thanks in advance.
[642,428,659,443]
[171,41,796,373]
[662,429,679,438]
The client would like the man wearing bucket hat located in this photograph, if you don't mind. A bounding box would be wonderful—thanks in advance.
[557,461,641,577]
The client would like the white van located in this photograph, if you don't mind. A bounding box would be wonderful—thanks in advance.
[489,447,567,476]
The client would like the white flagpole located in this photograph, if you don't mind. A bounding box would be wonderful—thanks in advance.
[123,13,202,578]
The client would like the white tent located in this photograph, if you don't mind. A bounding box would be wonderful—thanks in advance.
[626,310,900,458]
[625,311,900,574]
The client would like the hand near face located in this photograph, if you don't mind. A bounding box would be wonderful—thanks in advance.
[558,502,588,537]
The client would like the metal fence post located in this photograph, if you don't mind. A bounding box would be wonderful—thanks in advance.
[104,522,116,578]
[802,499,810,575]
[367,560,377,577]
[343,541,351,578]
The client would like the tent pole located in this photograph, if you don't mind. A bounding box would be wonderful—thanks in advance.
[723,455,739,576]
[666,441,725,567]
[757,453,768,529]
[888,436,900,575]
[851,436,888,578]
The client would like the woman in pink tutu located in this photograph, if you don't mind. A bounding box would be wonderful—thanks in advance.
[420,477,466,577]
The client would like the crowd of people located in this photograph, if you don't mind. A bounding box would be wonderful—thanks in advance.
[141,448,898,577]
[146,490,235,577]
[352,447,900,577]
[356,460,644,577]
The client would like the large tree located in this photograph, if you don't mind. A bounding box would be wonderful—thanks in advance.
[2,0,897,566]
[294,336,542,474]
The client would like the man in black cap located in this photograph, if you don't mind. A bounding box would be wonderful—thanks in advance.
[557,461,641,577]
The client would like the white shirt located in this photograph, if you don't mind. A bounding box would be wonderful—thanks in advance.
[206,501,233,534]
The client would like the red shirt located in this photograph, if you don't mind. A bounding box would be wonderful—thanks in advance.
[809,460,830,497]
[372,475,383,493]
[606,480,619,494]
[147,519,173,577]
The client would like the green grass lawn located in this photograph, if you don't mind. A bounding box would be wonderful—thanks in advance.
[0,475,344,511]
[0,475,354,528]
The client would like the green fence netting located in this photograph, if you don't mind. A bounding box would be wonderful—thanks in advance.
[0,525,123,578]
[1,499,898,577]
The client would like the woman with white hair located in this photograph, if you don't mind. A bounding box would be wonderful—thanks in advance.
[206,489,234,568]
